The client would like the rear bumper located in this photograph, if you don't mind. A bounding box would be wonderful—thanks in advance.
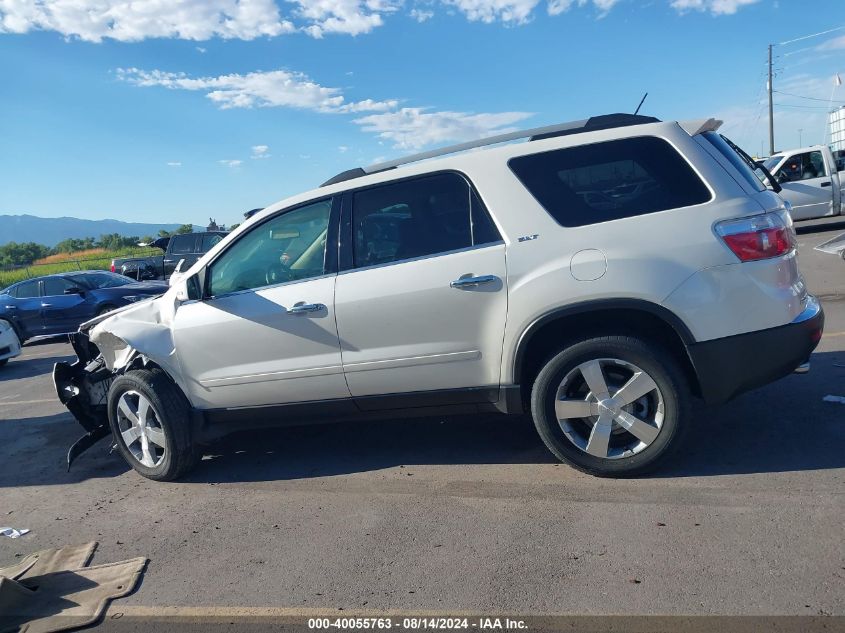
[688,295,824,405]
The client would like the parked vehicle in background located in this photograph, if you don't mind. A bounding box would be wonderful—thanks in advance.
[0,271,168,343]
[0,318,22,367]
[110,232,228,280]
[55,114,823,481]
[759,145,844,221]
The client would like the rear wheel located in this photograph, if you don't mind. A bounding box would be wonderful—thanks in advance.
[107,368,200,481]
[530,335,691,477]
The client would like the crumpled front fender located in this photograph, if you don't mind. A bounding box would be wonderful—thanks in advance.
[87,290,185,391]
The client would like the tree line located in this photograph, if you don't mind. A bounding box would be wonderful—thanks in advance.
[0,224,195,268]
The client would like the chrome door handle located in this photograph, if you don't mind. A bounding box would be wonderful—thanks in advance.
[450,275,498,289]
[821,181,831,187]
[287,302,325,314]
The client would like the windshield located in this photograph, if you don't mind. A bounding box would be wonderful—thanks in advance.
[762,156,783,173]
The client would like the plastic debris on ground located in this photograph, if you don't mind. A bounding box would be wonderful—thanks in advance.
[0,528,30,539]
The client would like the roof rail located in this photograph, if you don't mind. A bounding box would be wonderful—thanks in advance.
[320,113,660,187]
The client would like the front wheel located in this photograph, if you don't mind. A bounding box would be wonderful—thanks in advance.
[107,368,200,481]
[530,335,691,477]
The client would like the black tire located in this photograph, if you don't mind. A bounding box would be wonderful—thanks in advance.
[97,305,117,317]
[107,368,200,481]
[530,335,691,477]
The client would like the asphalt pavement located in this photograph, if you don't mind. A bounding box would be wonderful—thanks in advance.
[1,220,843,621]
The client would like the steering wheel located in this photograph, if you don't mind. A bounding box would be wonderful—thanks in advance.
[265,264,292,286]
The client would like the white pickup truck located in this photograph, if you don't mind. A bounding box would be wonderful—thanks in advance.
[760,145,845,221]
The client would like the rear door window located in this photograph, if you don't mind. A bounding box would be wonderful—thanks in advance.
[350,172,500,268]
[42,277,76,297]
[509,136,712,227]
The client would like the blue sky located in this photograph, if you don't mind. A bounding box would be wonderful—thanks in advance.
[1,0,844,229]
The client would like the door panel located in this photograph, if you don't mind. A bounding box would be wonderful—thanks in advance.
[172,197,344,410]
[779,179,833,220]
[335,244,508,397]
[174,276,348,409]
[7,280,43,337]
[40,277,90,334]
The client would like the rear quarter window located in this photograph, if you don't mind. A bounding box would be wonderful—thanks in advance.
[508,136,712,228]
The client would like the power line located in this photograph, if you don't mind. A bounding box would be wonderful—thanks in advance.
[773,102,834,110]
[774,89,845,104]
[777,25,845,46]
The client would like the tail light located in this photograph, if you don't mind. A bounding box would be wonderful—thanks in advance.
[715,212,796,262]
[110,262,115,273]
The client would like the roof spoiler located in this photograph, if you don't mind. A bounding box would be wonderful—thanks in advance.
[679,118,723,136]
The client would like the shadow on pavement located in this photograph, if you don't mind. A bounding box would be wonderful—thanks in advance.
[656,350,845,477]
[2,349,843,487]
[0,413,128,488]
[795,219,845,236]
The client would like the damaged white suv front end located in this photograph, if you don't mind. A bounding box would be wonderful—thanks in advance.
[54,289,184,468]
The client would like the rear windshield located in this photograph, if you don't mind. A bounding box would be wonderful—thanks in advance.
[508,136,712,227]
[701,132,766,193]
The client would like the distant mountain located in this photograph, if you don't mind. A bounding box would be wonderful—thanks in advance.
[0,214,183,247]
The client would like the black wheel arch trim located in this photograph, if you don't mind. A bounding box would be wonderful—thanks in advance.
[512,298,696,383]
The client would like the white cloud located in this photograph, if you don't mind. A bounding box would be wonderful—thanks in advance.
[410,8,434,21]
[441,0,622,23]
[442,0,539,24]
[0,0,763,42]
[166,161,182,166]
[290,0,401,37]
[218,159,243,167]
[251,144,271,159]
[669,0,760,15]
[117,67,396,112]
[196,46,207,53]
[818,34,845,51]
[120,65,534,150]
[353,107,532,149]
[0,0,294,42]
[338,145,350,152]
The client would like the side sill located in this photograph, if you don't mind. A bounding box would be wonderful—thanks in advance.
[194,385,522,441]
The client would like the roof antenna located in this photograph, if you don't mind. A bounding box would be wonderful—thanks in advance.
[634,92,648,116]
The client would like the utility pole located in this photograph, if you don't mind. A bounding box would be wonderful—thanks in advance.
[798,128,803,146]
[768,44,775,155]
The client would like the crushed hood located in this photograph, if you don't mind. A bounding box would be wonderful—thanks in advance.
[86,287,182,380]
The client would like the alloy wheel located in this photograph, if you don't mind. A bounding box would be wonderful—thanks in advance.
[554,358,664,459]
[115,390,167,468]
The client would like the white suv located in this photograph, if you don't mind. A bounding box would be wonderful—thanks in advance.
[54,114,824,481]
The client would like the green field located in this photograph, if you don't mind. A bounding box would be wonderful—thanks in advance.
[0,248,161,288]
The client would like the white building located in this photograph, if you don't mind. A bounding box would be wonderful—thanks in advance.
[831,106,845,153]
